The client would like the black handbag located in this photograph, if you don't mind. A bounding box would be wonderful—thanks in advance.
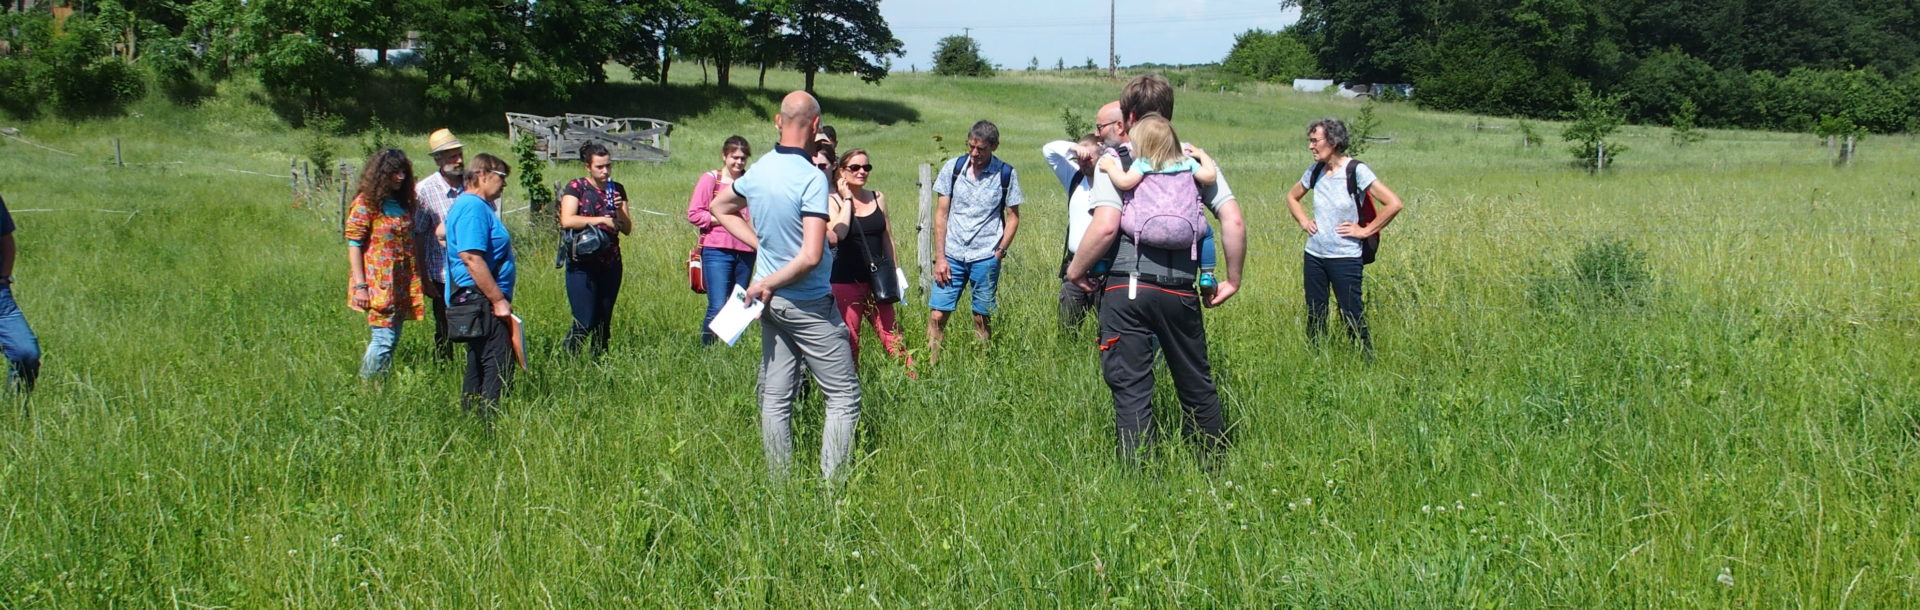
[446,287,491,342]
[854,216,901,304]
[564,225,611,260]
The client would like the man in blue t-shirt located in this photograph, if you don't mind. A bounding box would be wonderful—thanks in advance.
[709,90,863,481]
[0,194,41,392]
[443,154,517,416]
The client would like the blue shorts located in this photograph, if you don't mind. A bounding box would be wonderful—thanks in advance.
[929,255,1002,316]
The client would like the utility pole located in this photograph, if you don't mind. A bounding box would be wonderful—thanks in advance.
[1108,0,1116,79]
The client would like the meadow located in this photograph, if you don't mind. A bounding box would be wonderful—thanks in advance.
[1,67,1917,606]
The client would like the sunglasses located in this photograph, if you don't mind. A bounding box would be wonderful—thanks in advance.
[815,162,830,170]
[490,169,508,177]
[842,164,873,173]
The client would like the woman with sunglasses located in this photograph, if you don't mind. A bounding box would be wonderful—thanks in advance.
[343,148,425,379]
[827,149,914,375]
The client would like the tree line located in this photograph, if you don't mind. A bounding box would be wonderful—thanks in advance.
[0,0,901,121]
[1223,0,1920,134]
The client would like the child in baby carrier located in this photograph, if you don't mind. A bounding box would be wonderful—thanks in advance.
[1098,113,1220,294]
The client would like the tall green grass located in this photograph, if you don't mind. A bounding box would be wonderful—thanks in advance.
[0,67,1916,606]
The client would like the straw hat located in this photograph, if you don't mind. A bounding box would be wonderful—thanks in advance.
[427,128,464,154]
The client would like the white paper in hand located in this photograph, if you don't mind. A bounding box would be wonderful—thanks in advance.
[707,285,764,346]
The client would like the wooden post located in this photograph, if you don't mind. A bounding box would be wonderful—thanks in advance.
[290,157,299,203]
[1843,135,1855,166]
[114,138,122,167]
[917,162,933,294]
[338,162,350,238]
[1596,141,1606,172]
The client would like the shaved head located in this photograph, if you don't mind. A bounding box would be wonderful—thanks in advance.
[779,91,820,124]
[1097,101,1125,147]
[1097,101,1121,124]
[775,90,823,149]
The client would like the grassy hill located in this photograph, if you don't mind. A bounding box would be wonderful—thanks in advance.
[1,67,1916,606]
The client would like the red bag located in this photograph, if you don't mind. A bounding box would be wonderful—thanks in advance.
[688,247,706,294]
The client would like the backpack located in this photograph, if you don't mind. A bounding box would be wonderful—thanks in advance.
[1307,159,1379,265]
[1118,159,1207,260]
[948,155,1014,244]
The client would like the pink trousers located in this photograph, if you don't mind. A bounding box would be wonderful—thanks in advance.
[830,282,909,365]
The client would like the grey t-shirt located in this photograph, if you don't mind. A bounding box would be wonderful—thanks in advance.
[1299,160,1377,259]
[1088,144,1233,284]
[934,155,1024,263]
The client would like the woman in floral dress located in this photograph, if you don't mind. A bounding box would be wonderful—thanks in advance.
[345,148,426,378]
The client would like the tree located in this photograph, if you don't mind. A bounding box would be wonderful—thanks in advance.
[1562,85,1627,170]
[681,0,750,86]
[1222,28,1318,82]
[785,0,902,92]
[932,34,991,77]
[1028,56,1038,71]
[1055,57,1065,70]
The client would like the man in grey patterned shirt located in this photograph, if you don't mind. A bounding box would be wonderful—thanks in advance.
[928,120,1023,364]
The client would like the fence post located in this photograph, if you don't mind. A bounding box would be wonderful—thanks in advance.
[1596,141,1606,172]
[114,138,122,168]
[917,162,933,294]
[290,157,299,203]
[1842,135,1855,166]
[338,162,351,239]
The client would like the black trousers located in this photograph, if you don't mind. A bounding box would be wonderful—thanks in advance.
[1097,280,1227,466]
[423,279,452,359]
[1058,277,1106,329]
[462,310,514,416]
[563,260,622,356]
[1303,252,1370,351]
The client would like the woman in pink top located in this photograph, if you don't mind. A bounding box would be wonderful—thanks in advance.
[687,135,755,344]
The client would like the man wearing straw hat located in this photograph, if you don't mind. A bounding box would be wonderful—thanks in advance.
[414,128,483,360]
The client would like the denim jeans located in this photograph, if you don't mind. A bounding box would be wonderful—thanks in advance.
[701,247,755,344]
[0,287,42,391]
[563,259,622,356]
[359,322,402,379]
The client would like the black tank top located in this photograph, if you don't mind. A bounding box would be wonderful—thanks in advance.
[831,204,889,283]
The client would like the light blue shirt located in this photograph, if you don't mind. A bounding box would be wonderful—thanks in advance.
[445,193,516,301]
[1299,160,1378,259]
[733,145,833,301]
[934,155,1024,263]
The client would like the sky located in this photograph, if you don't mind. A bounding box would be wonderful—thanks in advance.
[880,0,1300,71]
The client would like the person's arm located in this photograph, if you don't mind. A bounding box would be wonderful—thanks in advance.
[931,193,952,284]
[0,234,15,285]
[826,192,852,245]
[558,191,616,231]
[1285,181,1316,235]
[611,184,633,235]
[994,205,1019,259]
[1208,199,1246,307]
[343,196,373,309]
[1099,156,1144,190]
[745,217,827,304]
[458,250,512,318]
[687,172,720,231]
[1187,147,1218,185]
[1339,178,1406,238]
[709,185,760,250]
[1040,140,1081,190]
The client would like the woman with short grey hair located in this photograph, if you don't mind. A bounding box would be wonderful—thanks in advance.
[1283,118,1405,355]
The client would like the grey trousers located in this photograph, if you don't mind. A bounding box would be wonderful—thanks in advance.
[759,294,863,479]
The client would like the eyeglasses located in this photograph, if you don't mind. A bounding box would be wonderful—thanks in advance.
[1096,120,1121,131]
[843,164,873,173]
[815,162,830,170]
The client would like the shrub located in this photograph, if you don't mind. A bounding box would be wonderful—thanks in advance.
[1060,106,1091,140]
[1348,100,1379,156]
[1562,86,1627,170]
[302,112,346,180]
[513,133,554,209]
[1528,237,1655,312]
[1669,99,1706,146]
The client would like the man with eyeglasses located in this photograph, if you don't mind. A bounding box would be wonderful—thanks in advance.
[1065,75,1248,468]
[928,120,1024,364]
[1041,104,1129,330]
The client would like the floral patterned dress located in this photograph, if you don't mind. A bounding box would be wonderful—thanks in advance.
[345,194,426,328]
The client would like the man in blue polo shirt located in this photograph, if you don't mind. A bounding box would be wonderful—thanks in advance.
[0,194,42,392]
[710,90,863,480]
[928,120,1023,364]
